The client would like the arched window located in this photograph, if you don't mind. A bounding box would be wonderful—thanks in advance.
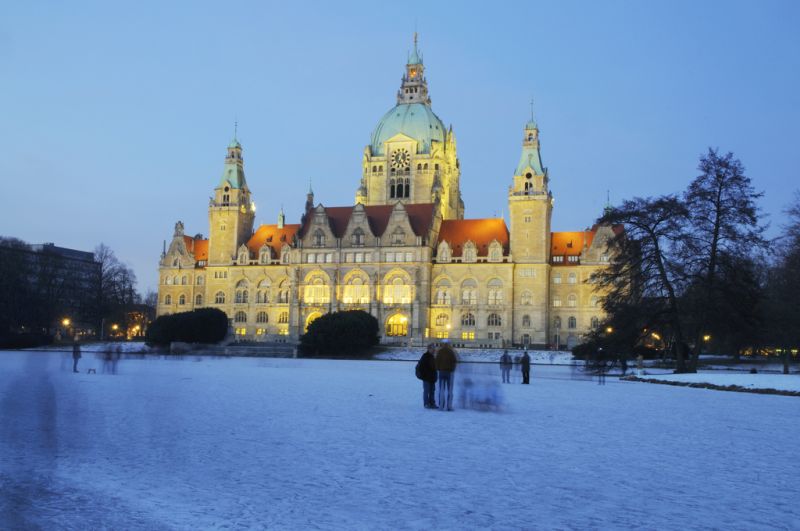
[520,290,532,305]
[173,276,179,285]
[487,278,503,305]
[553,273,562,284]
[435,313,449,327]
[237,248,248,265]
[195,294,203,305]
[403,178,410,198]
[434,279,451,305]
[389,178,396,198]
[259,247,270,264]
[278,280,290,304]
[256,311,268,324]
[304,277,330,304]
[568,316,577,329]
[461,279,477,305]
[461,312,475,327]
[524,181,532,192]
[178,294,186,305]
[343,277,370,304]
[278,311,289,324]
[235,311,247,323]
[372,165,377,172]
[590,316,599,329]
[313,230,325,248]
[590,296,600,308]
[522,314,531,328]
[235,280,249,304]
[196,276,204,285]
[553,295,562,307]
[383,277,411,304]
[256,279,270,304]
[416,163,422,171]
[568,272,577,284]
[386,314,408,337]
[215,291,225,304]
[423,163,428,170]
[181,276,187,285]
[164,294,172,305]
[487,313,502,327]
[165,276,172,285]
[172,258,180,267]
[567,294,577,308]
[351,229,365,246]
[554,316,562,329]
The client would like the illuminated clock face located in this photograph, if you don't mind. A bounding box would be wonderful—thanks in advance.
[391,149,410,169]
[409,68,417,77]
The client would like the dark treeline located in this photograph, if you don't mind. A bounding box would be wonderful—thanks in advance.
[586,148,799,373]
[0,239,150,345]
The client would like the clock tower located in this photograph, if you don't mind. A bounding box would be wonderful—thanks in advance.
[357,34,463,220]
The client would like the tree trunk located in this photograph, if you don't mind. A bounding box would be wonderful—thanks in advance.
[784,348,790,375]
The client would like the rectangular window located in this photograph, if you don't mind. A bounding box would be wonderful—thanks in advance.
[235,327,247,336]
[307,254,316,264]
[346,253,353,262]
[405,252,413,262]
[461,331,475,340]
[435,331,449,339]
[278,327,289,336]
[326,253,333,263]
[355,253,364,263]
[553,275,561,284]
[553,256,563,263]
[385,252,394,262]
[256,328,266,335]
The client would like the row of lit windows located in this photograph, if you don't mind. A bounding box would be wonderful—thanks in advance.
[233,311,290,324]
[370,163,440,173]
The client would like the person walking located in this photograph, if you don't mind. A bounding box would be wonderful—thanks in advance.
[435,341,458,411]
[521,351,531,384]
[500,350,512,383]
[71,337,82,373]
[417,344,438,409]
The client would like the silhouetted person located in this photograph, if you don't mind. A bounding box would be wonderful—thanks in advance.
[500,350,512,383]
[521,351,531,384]
[435,342,458,411]
[620,354,628,376]
[72,337,81,373]
[417,344,438,409]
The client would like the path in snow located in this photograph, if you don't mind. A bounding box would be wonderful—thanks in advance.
[0,351,797,529]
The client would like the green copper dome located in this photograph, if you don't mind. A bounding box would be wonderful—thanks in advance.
[370,103,446,156]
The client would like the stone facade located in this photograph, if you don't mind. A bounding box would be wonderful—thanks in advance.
[156,38,619,349]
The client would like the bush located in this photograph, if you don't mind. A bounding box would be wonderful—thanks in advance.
[145,308,228,346]
[299,310,379,357]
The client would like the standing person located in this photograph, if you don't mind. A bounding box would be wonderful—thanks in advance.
[417,344,438,409]
[513,354,521,383]
[521,351,531,384]
[71,337,82,373]
[500,350,512,383]
[636,353,644,377]
[619,353,628,376]
[435,341,458,411]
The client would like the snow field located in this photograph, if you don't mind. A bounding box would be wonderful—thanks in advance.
[1,351,798,530]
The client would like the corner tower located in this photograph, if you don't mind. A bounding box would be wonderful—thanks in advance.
[357,34,463,220]
[207,135,256,265]
[508,112,553,262]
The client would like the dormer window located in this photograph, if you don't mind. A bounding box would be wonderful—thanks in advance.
[352,229,365,246]
[313,229,325,247]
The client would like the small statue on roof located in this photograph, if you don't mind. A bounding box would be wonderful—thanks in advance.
[174,221,184,237]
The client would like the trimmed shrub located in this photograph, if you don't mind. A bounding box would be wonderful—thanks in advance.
[299,310,379,357]
[145,308,228,346]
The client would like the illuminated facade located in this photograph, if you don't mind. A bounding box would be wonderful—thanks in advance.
[157,37,618,348]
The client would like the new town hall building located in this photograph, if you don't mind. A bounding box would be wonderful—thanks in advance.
[157,38,620,349]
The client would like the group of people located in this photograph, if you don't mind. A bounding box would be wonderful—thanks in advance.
[416,343,457,411]
[416,345,533,411]
[499,350,531,384]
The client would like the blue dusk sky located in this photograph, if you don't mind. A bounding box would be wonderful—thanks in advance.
[2,1,799,292]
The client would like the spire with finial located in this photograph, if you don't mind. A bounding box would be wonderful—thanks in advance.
[525,98,538,131]
[398,32,430,105]
[604,190,613,216]
[305,180,314,212]
[278,204,285,229]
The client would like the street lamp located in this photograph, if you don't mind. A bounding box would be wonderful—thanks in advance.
[703,334,711,342]
[62,318,71,327]
[606,326,614,334]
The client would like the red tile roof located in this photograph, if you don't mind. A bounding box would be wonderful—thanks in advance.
[551,224,624,258]
[438,218,509,256]
[247,224,301,258]
[183,236,209,261]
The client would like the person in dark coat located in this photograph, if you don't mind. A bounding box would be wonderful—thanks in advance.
[499,350,512,383]
[520,351,531,384]
[418,344,438,408]
[72,337,82,373]
[435,342,458,411]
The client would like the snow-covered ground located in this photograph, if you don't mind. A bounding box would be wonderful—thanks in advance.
[640,371,800,392]
[1,351,798,529]
[375,347,575,364]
